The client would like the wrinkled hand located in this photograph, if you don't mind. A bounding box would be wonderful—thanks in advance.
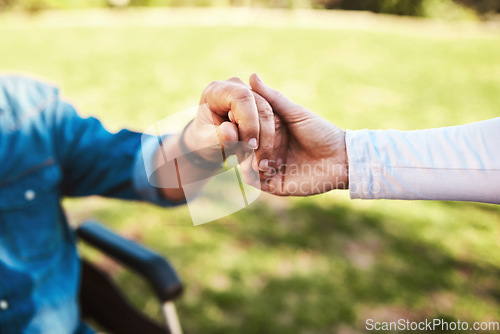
[183,77,281,172]
[157,77,285,203]
[249,74,348,196]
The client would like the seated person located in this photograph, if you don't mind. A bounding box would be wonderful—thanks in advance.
[0,75,276,333]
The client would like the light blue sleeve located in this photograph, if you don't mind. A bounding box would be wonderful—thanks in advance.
[346,118,500,204]
[133,134,185,207]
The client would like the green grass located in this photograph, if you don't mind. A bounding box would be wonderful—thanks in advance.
[1,9,500,333]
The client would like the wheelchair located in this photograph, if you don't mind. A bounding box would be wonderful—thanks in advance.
[77,221,183,334]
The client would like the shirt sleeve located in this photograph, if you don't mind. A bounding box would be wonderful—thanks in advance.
[345,117,500,204]
[49,98,179,206]
[133,134,182,206]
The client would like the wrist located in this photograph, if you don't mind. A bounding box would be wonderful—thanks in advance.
[179,120,223,169]
[329,129,349,190]
[182,120,200,153]
[340,130,349,189]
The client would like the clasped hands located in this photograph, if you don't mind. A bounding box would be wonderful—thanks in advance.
[182,74,349,197]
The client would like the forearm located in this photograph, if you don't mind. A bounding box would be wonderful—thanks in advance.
[346,118,500,204]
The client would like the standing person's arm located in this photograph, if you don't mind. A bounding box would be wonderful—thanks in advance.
[250,73,500,204]
[346,118,500,203]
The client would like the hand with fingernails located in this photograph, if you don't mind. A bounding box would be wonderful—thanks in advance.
[182,77,285,175]
[249,73,349,196]
[181,74,347,197]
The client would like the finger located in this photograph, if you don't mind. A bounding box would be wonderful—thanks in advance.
[237,152,260,189]
[217,121,238,143]
[252,92,275,172]
[273,114,288,174]
[228,111,235,124]
[197,121,238,150]
[261,137,287,194]
[217,121,239,153]
[249,73,303,125]
[273,117,288,194]
[226,77,248,87]
[202,80,259,149]
[259,115,288,194]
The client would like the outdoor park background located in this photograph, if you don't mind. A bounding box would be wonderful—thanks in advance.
[1,1,500,333]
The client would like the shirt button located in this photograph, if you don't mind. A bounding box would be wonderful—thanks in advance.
[0,300,8,310]
[25,189,36,201]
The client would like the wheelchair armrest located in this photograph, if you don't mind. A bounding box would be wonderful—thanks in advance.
[77,221,183,302]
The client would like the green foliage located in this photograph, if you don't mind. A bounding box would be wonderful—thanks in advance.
[458,0,500,15]
[2,0,108,11]
[0,0,494,18]
[312,0,487,18]
[1,10,500,333]
[422,0,479,20]
[0,0,14,11]
[320,0,425,15]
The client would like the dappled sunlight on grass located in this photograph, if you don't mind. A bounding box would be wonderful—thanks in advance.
[64,194,500,332]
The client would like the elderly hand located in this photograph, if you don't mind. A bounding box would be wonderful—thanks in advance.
[249,74,349,196]
[182,77,285,173]
[159,76,286,202]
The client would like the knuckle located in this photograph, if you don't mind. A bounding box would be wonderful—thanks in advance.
[207,80,219,89]
[274,116,281,131]
[231,87,254,102]
[259,107,274,120]
[261,143,274,152]
[204,80,219,93]
[227,76,244,84]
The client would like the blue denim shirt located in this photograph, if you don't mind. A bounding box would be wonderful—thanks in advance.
[0,75,172,333]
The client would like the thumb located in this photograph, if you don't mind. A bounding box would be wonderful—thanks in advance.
[249,73,304,124]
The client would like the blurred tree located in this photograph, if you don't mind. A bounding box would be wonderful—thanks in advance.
[457,0,500,14]
[0,0,498,18]
[108,0,130,7]
[10,0,47,11]
[315,0,499,16]
[315,0,425,16]
[0,0,15,11]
